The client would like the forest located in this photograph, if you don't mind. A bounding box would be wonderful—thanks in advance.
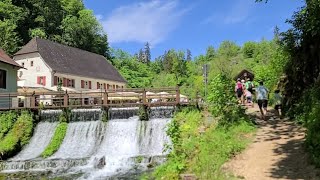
[1,0,320,178]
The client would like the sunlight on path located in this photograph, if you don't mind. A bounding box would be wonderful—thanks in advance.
[223,107,320,180]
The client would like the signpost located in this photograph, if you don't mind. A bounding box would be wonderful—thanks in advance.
[202,64,209,100]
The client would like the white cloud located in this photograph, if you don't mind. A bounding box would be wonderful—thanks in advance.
[95,14,103,21]
[202,0,255,25]
[101,0,188,46]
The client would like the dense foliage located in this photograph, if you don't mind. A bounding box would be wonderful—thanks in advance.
[0,111,34,159]
[0,111,17,140]
[0,0,110,57]
[152,109,255,179]
[41,122,67,158]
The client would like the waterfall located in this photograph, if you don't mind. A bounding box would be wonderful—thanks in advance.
[109,107,139,120]
[71,109,102,122]
[138,118,171,155]
[10,122,58,161]
[0,108,172,179]
[49,121,105,159]
[40,110,62,122]
[80,117,171,179]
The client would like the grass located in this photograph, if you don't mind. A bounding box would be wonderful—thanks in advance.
[0,111,17,140]
[0,111,34,159]
[152,110,256,180]
[41,122,68,158]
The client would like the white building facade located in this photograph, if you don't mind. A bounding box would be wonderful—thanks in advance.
[14,38,127,105]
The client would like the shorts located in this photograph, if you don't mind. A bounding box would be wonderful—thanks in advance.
[275,105,282,110]
[258,99,268,109]
[247,96,252,102]
[237,89,243,98]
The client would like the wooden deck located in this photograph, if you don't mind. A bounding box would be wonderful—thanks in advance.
[0,87,191,110]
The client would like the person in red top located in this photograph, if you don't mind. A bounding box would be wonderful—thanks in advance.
[235,78,244,105]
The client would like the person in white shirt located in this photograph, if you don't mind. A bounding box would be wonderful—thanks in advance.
[256,81,269,120]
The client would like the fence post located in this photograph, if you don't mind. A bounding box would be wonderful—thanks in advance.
[176,86,180,105]
[64,90,69,107]
[31,91,36,108]
[142,89,147,105]
[103,92,109,106]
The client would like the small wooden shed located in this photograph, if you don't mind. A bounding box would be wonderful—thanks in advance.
[234,69,254,81]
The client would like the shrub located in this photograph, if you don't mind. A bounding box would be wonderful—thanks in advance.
[41,122,68,158]
[0,111,34,159]
[291,85,320,167]
[0,111,18,140]
[153,109,255,179]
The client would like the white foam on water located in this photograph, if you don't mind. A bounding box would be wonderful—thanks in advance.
[49,121,105,159]
[11,122,58,161]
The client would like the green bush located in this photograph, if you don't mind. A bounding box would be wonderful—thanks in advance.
[291,85,320,167]
[0,111,34,159]
[207,74,249,127]
[41,122,68,158]
[0,111,17,140]
[153,109,255,179]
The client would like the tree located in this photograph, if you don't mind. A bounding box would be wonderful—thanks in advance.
[144,42,151,63]
[206,46,215,60]
[0,20,21,54]
[186,49,192,61]
[138,48,144,63]
[61,9,110,57]
[217,41,240,58]
[242,41,256,58]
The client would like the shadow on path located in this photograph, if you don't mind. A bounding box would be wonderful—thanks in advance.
[224,107,320,180]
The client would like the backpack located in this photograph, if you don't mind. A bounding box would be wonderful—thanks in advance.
[237,82,243,90]
[248,82,253,90]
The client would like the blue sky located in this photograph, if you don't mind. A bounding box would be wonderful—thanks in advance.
[83,0,305,59]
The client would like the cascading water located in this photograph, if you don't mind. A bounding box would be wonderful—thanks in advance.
[109,107,139,120]
[49,121,105,159]
[0,107,173,179]
[71,109,102,122]
[10,122,58,161]
[40,110,62,122]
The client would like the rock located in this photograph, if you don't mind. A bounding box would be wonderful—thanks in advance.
[94,156,106,169]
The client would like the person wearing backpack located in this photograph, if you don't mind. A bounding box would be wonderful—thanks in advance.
[245,78,254,93]
[235,78,244,105]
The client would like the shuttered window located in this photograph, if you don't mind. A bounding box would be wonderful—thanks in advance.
[37,76,46,86]
[54,76,58,86]
[81,80,84,88]
[104,83,106,90]
[89,81,92,89]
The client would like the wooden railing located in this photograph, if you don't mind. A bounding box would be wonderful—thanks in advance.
[0,86,190,110]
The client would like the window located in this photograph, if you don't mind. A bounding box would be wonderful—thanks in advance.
[37,76,46,86]
[68,79,75,88]
[0,69,7,89]
[30,61,34,67]
[22,62,25,67]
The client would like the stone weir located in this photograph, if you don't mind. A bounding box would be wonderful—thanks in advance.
[0,107,173,179]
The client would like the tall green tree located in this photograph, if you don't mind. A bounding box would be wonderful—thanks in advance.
[144,42,151,63]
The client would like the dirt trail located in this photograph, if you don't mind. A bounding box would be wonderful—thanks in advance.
[224,107,320,180]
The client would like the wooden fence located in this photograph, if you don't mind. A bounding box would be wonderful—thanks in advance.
[0,87,190,110]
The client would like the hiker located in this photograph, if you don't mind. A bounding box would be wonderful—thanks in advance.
[245,78,254,94]
[245,89,253,106]
[273,90,282,118]
[235,78,244,105]
[256,81,269,120]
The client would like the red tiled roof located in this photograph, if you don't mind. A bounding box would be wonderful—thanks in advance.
[0,48,22,68]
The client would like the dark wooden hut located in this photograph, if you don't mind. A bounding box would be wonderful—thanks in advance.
[234,69,254,81]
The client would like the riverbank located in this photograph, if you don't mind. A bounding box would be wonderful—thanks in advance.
[144,109,256,179]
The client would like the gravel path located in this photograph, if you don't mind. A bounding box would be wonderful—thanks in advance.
[224,108,320,180]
